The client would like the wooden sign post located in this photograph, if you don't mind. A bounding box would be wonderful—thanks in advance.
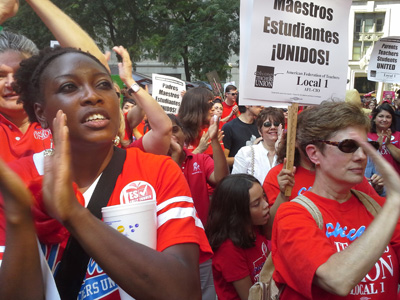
[284,103,299,196]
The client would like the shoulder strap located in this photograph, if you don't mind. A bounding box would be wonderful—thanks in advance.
[258,191,380,287]
[55,147,126,300]
[291,194,324,230]
[258,194,324,284]
[250,145,255,176]
[258,252,275,283]
[350,189,381,216]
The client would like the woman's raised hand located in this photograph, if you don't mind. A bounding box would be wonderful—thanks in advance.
[0,0,19,24]
[113,46,134,86]
[208,115,219,141]
[353,133,400,203]
[0,156,33,222]
[42,110,81,224]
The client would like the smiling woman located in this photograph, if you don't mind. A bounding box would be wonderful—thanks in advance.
[232,107,285,184]
[368,103,400,175]
[0,31,52,163]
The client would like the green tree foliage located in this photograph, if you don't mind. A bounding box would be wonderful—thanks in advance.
[151,0,239,81]
[3,0,239,82]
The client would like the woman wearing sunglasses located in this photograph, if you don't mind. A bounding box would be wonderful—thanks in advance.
[232,107,284,185]
[368,102,400,175]
[270,101,400,299]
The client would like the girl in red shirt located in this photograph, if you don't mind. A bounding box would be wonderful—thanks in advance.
[207,174,270,300]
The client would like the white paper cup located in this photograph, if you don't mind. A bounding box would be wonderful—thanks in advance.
[102,200,157,300]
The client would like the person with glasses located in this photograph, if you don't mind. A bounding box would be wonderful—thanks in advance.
[232,107,284,185]
[269,101,400,299]
[221,85,240,123]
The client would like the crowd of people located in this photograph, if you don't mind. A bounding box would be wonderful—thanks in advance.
[2,1,400,300]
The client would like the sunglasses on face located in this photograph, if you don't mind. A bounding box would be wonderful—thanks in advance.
[229,92,238,96]
[314,139,380,153]
[263,121,281,128]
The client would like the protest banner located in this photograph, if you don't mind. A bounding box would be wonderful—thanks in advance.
[368,36,400,84]
[240,0,351,106]
[383,90,395,103]
[151,74,185,114]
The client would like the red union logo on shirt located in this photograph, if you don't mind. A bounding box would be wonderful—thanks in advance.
[33,129,51,140]
[120,181,156,204]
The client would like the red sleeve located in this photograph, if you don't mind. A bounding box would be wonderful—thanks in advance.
[203,154,215,183]
[263,164,283,206]
[126,136,145,152]
[29,178,85,245]
[272,202,335,299]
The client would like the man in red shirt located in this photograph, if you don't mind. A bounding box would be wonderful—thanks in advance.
[221,85,240,123]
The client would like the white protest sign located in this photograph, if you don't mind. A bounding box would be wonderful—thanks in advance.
[152,74,186,114]
[50,40,60,48]
[368,36,400,83]
[240,0,351,106]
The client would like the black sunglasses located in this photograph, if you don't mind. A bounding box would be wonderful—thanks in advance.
[313,139,380,153]
[229,92,238,96]
[263,121,281,128]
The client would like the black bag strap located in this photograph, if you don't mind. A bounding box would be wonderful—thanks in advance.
[55,147,126,300]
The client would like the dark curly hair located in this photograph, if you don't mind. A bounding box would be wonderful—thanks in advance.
[13,46,109,123]
[370,103,397,133]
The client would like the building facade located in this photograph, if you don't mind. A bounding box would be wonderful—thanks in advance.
[348,0,400,98]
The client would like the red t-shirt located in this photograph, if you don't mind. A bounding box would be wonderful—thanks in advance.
[181,149,215,226]
[368,131,400,175]
[0,115,52,163]
[222,101,239,123]
[212,230,270,300]
[263,164,383,206]
[1,148,212,300]
[136,119,146,135]
[272,191,400,299]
